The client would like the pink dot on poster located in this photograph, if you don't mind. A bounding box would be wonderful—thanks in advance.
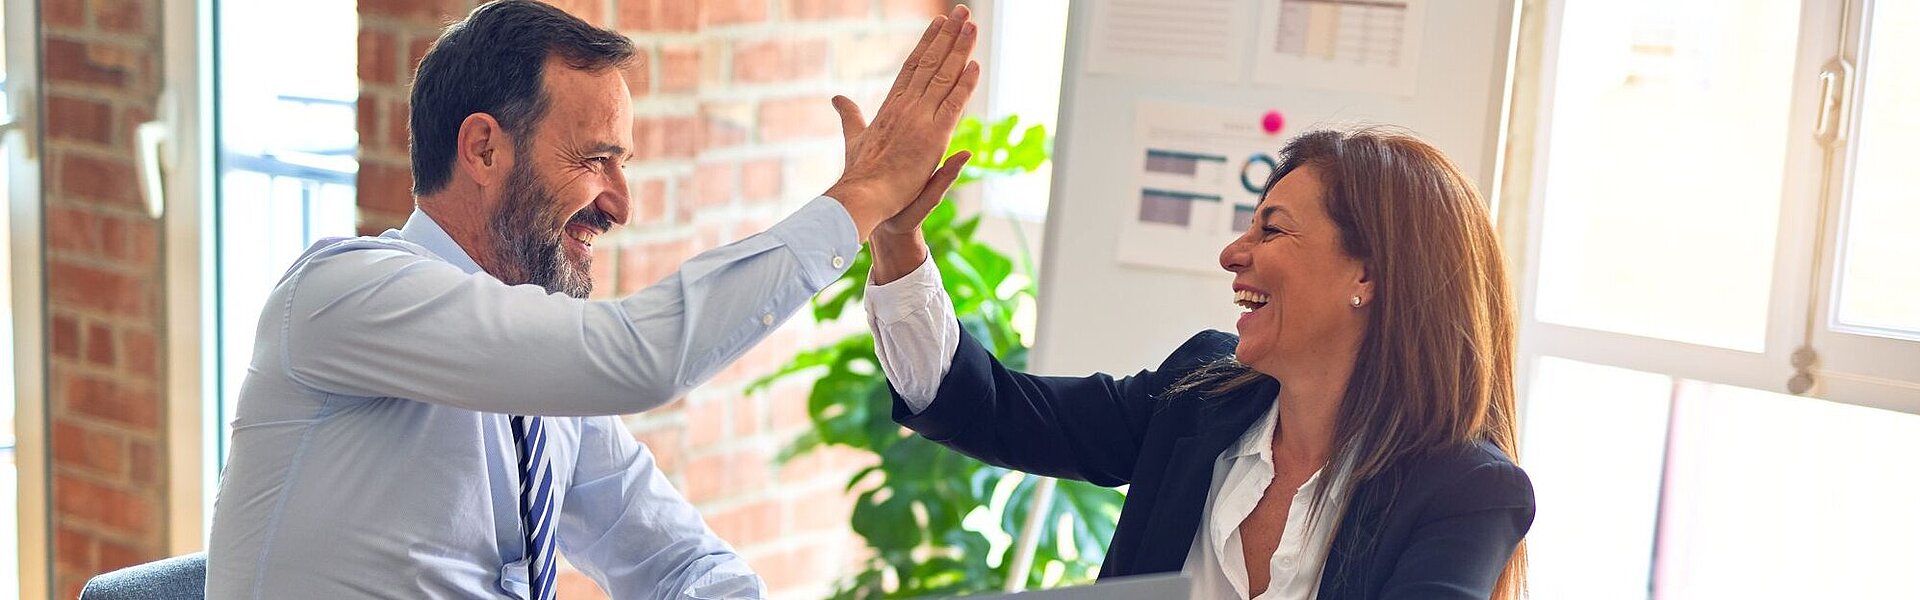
[1261,110,1285,135]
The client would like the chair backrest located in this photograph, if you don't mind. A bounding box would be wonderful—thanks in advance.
[79,552,207,600]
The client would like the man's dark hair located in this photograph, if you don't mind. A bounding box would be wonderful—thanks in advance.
[408,0,636,196]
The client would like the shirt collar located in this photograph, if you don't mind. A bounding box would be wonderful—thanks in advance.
[1225,401,1278,462]
[398,209,487,275]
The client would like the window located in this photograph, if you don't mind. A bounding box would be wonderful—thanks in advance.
[1,0,43,594]
[212,0,359,465]
[1516,0,1920,596]
[983,0,1070,221]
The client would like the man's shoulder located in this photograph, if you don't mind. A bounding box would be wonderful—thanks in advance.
[279,234,440,283]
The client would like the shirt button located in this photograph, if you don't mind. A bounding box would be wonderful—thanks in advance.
[831,255,846,269]
[761,313,775,326]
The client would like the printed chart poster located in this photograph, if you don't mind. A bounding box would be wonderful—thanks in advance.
[1253,0,1427,96]
[1118,101,1288,275]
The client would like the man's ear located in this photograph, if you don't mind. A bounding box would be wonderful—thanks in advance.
[455,112,508,187]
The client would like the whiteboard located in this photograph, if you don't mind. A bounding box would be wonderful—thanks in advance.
[1031,0,1518,376]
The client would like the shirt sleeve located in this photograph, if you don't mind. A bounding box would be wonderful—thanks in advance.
[280,196,862,416]
[863,255,960,414]
[557,416,765,600]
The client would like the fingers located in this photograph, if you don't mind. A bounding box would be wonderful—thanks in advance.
[832,95,867,146]
[900,151,972,224]
[907,5,969,96]
[935,61,981,126]
[925,19,979,100]
[886,17,946,107]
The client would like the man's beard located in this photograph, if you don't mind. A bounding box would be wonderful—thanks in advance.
[487,162,611,299]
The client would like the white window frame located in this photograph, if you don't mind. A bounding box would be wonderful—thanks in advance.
[1803,0,1920,413]
[160,0,218,553]
[6,0,48,594]
[1512,0,1920,415]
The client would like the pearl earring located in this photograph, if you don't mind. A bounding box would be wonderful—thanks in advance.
[1350,296,1363,308]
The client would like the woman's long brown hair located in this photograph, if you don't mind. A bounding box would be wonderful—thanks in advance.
[1170,127,1526,598]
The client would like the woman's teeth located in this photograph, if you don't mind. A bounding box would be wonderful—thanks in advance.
[1234,289,1270,312]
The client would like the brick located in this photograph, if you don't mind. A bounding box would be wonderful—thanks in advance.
[658,45,700,94]
[100,214,157,269]
[47,205,101,255]
[357,98,382,154]
[753,544,835,592]
[45,38,134,89]
[56,526,92,571]
[46,0,84,28]
[767,381,810,434]
[359,30,399,86]
[390,99,413,156]
[732,394,762,437]
[882,0,947,19]
[408,36,436,75]
[360,0,470,22]
[683,444,772,503]
[622,49,652,98]
[84,322,116,367]
[47,95,114,145]
[543,0,609,26]
[631,178,669,225]
[701,101,753,151]
[96,537,150,573]
[56,153,141,207]
[785,0,869,20]
[660,0,699,30]
[741,158,783,201]
[129,440,160,486]
[61,371,159,430]
[702,0,767,26]
[616,238,694,295]
[52,314,83,359]
[53,475,155,536]
[357,161,417,215]
[757,96,840,143]
[615,0,656,31]
[92,0,146,35]
[53,420,127,477]
[707,498,781,548]
[49,260,149,319]
[122,329,158,379]
[633,115,702,161]
[732,39,828,84]
[833,31,922,81]
[689,162,735,212]
[788,485,856,533]
[634,427,683,475]
[688,397,728,448]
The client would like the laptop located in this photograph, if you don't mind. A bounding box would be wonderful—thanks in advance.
[944,573,1192,599]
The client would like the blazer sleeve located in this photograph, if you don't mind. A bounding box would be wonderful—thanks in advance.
[890,325,1235,487]
[1377,459,1536,599]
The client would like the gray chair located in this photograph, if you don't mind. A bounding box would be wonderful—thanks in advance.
[78,552,206,600]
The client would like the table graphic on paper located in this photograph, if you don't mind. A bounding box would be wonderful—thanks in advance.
[1254,0,1426,94]
[1119,102,1281,274]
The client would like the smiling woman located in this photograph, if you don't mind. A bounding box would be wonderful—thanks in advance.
[864,125,1531,600]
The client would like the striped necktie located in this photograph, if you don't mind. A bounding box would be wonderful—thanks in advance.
[510,415,556,600]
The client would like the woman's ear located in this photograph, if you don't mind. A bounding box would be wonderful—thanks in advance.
[455,112,507,187]
[1352,263,1374,307]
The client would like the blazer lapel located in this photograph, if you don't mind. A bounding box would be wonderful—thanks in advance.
[1127,380,1276,574]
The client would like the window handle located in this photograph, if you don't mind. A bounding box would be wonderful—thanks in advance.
[1814,57,1854,147]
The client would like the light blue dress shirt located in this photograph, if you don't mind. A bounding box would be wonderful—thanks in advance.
[207,197,861,599]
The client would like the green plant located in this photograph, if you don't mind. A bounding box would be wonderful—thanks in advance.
[749,115,1125,599]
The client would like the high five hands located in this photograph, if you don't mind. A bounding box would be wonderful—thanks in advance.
[825,5,979,258]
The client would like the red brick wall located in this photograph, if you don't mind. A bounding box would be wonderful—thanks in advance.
[40,0,170,597]
[357,1,950,598]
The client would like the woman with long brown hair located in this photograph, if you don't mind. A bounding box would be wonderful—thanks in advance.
[859,126,1530,599]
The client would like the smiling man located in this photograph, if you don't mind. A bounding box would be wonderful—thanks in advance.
[205,1,981,598]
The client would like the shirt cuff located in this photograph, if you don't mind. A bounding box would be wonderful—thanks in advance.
[768,196,863,289]
[865,255,947,325]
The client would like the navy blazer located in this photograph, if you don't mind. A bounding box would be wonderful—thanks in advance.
[892,328,1534,599]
